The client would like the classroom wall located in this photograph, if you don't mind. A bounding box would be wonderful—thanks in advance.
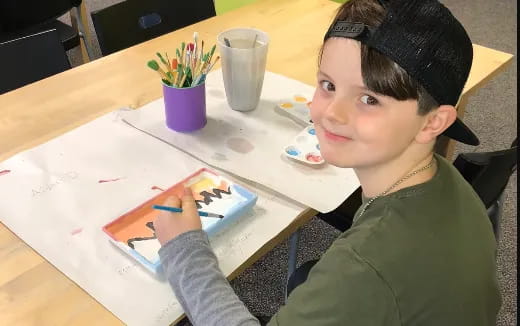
[215,0,259,15]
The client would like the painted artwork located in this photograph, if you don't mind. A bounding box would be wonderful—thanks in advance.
[102,168,257,274]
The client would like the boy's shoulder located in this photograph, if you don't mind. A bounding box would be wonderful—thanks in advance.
[344,154,490,246]
[331,153,495,277]
[325,155,500,324]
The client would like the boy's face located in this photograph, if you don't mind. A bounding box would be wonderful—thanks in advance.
[310,38,429,169]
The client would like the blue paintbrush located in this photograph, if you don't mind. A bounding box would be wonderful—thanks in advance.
[152,205,223,218]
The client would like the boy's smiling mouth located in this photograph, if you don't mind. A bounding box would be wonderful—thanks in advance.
[322,128,352,142]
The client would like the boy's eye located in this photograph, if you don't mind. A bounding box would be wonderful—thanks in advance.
[360,95,379,105]
[319,80,335,92]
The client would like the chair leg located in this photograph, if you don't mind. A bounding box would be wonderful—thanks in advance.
[73,6,95,61]
[285,259,318,300]
[487,191,505,242]
[285,229,300,303]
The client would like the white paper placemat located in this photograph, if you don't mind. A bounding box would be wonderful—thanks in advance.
[0,109,305,325]
[121,70,360,213]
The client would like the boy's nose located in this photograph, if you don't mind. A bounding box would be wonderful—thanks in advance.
[324,98,349,125]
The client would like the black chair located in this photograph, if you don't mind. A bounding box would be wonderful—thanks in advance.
[0,0,94,60]
[0,29,71,95]
[316,186,362,232]
[91,0,216,56]
[453,138,517,239]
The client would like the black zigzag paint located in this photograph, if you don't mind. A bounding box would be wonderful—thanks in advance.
[194,186,232,209]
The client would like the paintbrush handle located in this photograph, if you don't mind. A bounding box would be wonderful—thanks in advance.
[157,68,169,82]
[179,71,188,88]
[152,205,222,218]
[206,56,220,74]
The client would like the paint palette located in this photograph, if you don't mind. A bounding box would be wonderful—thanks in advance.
[283,125,325,166]
[275,95,312,126]
[102,168,257,275]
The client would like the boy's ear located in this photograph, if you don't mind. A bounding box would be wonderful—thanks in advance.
[416,105,458,144]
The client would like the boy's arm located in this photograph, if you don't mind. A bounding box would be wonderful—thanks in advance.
[159,230,260,326]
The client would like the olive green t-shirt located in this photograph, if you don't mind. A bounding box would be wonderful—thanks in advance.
[269,154,501,325]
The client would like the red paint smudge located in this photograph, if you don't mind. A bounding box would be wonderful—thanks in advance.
[98,178,122,183]
[151,186,165,191]
[0,169,11,176]
[71,228,83,235]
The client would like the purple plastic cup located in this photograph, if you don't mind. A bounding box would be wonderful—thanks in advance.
[163,82,207,132]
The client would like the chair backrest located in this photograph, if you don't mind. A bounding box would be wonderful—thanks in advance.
[0,0,79,33]
[453,138,517,209]
[91,0,216,56]
[0,29,71,95]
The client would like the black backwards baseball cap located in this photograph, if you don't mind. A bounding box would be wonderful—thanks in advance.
[324,0,479,145]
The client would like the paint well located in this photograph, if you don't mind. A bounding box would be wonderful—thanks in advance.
[296,136,307,143]
[306,153,323,163]
[279,102,293,109]
[294,95,307,103]
[307,127,316,135]
[285,146,300,156]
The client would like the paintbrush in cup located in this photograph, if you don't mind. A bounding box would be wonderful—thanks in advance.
[147,60,171,84]
[201,44,216,73]
[193,32,199,63]
[205,56,220,74]
[156,52,172,74]
[166,53,173,78]
[179,67,189,87]
[224,37,232,47]
[174,63,184,86]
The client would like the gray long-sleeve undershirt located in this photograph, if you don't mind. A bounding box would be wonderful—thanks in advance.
[158,230,261,326]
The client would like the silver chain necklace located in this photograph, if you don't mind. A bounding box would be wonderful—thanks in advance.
[357,157,436,218]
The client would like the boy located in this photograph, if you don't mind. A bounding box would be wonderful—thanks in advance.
[154,0,501,325]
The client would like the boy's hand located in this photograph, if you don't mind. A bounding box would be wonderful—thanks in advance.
[153,188,202,246]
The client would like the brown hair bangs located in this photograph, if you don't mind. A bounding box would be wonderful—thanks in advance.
[322,0,439,115]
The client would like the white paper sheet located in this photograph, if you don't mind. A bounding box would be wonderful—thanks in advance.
[122,70,360,213]
[0,109,305,325]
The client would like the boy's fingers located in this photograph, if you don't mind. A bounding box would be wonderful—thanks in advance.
[163,195,181,208]
[181,188,198,213]
[183,187,192,197]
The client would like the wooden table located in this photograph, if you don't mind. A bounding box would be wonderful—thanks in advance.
[0,0,513,324]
